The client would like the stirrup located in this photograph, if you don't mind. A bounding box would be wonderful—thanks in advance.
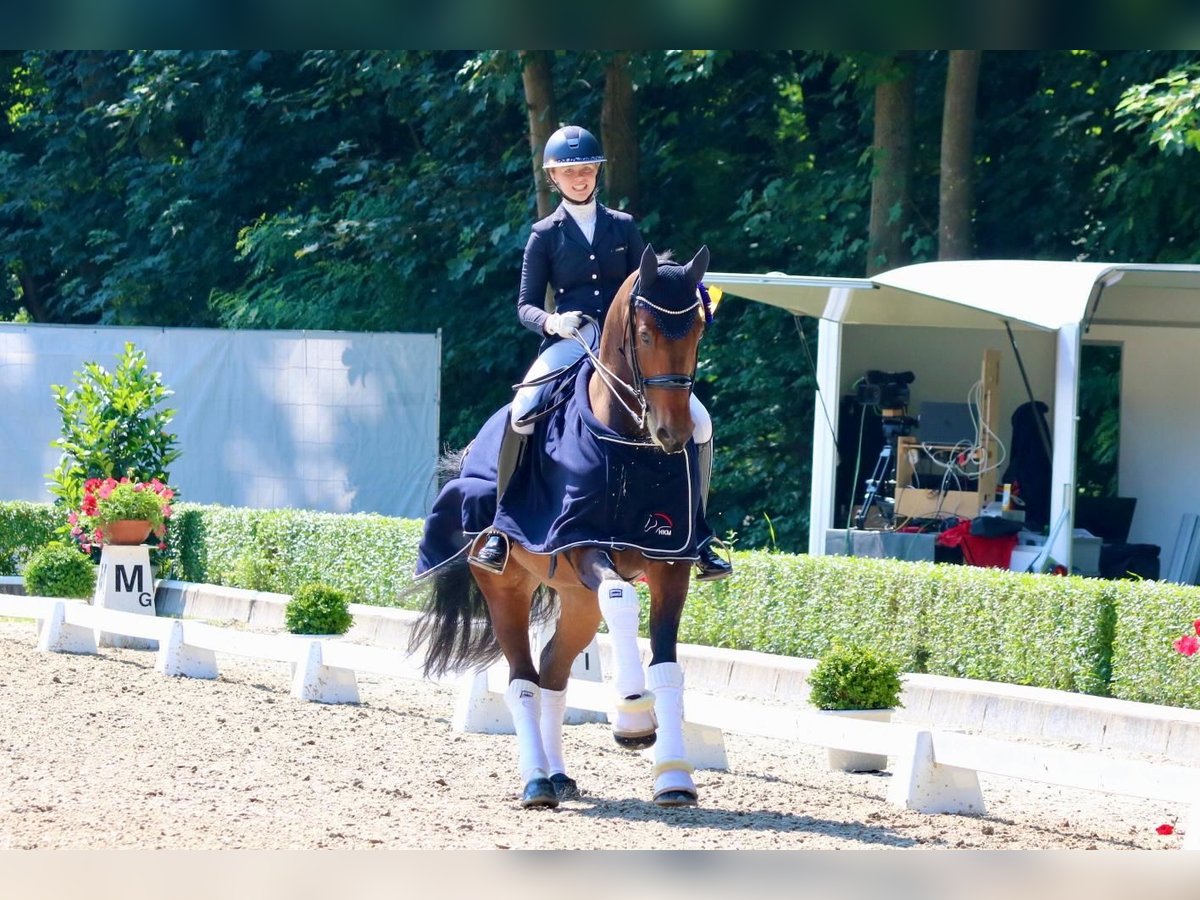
[468,531,509,574]
[695,537,733,583]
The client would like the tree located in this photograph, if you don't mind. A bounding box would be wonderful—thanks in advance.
[521,51,557,219]
[601,52,639,214]
[938,50,981,260]
[866,53,916,276]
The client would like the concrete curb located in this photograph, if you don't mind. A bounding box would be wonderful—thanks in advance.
[149,579,1200,766]
[8,575,1200,765]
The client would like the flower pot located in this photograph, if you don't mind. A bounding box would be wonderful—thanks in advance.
[819,708,893,772]
[104,519,152,546]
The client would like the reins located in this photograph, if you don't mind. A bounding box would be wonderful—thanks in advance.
[512,275,704,434]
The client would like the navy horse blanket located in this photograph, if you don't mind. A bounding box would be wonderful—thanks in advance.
[416,361,707,576]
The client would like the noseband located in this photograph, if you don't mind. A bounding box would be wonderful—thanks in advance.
[574,277,704,434]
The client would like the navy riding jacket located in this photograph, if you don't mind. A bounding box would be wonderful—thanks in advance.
[517,202,645,352]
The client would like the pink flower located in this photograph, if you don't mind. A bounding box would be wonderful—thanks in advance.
[1193,620,1200,636]
[1157,823,1174,835]
[1173,635,1200,657]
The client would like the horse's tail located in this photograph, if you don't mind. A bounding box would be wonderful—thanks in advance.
[405,556,500,678]
[405,559,559,678]
[405,440,557,677]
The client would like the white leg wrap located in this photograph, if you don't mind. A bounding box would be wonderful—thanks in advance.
[598,580,644,698]
[539,687,568,777]
[505,679,548,784]
[647,662,696,798]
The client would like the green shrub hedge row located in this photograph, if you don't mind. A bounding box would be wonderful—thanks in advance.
[5,500,1200,708]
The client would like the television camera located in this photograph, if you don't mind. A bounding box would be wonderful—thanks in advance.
[854,370,919,529]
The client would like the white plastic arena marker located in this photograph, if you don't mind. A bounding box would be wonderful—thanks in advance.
[289,638,361,704]
[37,601,98,655]
[155,619,219,679]
[887,728,985,814]
[453,665,515,734]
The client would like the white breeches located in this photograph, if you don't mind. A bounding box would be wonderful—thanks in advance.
[512,322,711,444]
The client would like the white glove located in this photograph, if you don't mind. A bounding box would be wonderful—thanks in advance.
[545,311,583,338]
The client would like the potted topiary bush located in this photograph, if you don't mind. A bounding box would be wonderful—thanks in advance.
[807,641,904,772]
[285,582,354,636]
[23,541,97,599]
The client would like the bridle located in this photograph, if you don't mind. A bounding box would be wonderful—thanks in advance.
[580,279,703,432]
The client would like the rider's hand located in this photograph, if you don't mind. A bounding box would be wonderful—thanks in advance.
[545,311,583,338]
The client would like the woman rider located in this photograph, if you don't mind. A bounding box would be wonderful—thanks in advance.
[468,124,732,582]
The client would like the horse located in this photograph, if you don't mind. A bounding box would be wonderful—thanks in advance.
[409,244,713,809]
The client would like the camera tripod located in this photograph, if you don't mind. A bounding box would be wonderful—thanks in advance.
[854,413,917,530]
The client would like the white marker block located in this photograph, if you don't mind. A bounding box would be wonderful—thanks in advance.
[93,544,157,650]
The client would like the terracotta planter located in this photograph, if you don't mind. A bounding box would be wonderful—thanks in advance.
[104,519,153,546]
[819,708,893,772]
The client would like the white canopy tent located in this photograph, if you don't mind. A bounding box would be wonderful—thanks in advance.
[707,260,1200,574]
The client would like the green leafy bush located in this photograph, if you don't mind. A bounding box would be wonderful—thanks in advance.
[22,541,97,599]
[47,341,182,513]
[285,582,354,635]
[807,642,904,711]
[0,502,60,575]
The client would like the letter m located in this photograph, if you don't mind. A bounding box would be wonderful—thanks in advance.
[115,565,143,594]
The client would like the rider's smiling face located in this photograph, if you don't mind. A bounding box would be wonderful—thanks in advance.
[550,164,598,203]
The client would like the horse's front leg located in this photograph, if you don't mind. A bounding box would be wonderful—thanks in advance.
[576,548,658,751]
[644,560,698,807]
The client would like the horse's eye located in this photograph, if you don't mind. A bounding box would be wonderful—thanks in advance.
[639,329,652,346]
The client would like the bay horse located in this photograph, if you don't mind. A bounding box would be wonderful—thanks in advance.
[409,245,713,809]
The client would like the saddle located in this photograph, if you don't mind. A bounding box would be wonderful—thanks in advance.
[415,361,703,577]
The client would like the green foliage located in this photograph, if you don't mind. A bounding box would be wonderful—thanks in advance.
[169,504,425,608]
[11,498,1200,708]
[1116,64,1200,156]
[47,342,181,513]
[1109,580,1200,707]
[90,481,171,531]
[285,582,354,635]
[22,540,96,599]
[11,50,1200,557]
[0,502,60,575]
[679,551,1116,697]
[807,642,903,710]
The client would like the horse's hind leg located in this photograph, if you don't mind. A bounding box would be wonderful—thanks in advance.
[534,585,601,801]
[475,570,557,809]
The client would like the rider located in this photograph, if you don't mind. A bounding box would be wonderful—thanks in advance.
[468,124,732,582]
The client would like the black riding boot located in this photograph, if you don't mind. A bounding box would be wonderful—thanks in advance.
[468,417,527,574]
[695,439,733,583]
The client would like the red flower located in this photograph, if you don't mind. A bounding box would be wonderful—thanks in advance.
[1156,823,1174,835]
[1193,619,1200,636]
[1173,635,1199,657]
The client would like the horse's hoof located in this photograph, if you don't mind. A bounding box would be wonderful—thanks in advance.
[549,773,580,801]
[521,777,559,809]
[654,789,698,808]
[613,731,657,751]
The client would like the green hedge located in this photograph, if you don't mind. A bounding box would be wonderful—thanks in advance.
[682,554,1115,696]
[6,499,1200,708]
[169,504,425,608]
[0,502,62,575]
[1109,579,1200,707]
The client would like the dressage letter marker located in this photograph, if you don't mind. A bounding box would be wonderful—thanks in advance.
[93,544,157,650]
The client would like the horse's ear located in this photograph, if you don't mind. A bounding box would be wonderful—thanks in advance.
[639,244,658,289]
[683,245,710,286]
